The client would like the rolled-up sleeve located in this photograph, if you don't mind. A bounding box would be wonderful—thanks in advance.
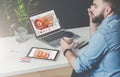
[74,32,108,73]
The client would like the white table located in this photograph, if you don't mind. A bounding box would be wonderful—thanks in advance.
[0,27,89,77]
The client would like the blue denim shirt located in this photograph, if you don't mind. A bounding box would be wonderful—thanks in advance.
[74,14,120,77]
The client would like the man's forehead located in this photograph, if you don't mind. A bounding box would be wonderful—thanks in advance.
[93,0,103,4]
[93,0,97,4]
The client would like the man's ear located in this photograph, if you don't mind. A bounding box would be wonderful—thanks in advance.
[104,7,112,16]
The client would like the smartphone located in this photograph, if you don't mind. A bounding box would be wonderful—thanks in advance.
[27,47,59,60]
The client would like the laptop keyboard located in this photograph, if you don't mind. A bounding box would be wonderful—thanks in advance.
[42,31,66,42]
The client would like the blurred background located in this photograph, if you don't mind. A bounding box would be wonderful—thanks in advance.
[0,0,92,37]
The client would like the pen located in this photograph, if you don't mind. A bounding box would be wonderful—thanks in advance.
[78,42,89,49]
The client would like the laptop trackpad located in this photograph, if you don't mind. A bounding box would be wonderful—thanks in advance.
[49,39,60,47]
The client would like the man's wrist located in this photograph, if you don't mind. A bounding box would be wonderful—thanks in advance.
[63,49,72,56]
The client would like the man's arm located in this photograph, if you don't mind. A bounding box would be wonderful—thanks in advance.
[60,38,77,68]
[64,50,77,68]
[73,32,108,73]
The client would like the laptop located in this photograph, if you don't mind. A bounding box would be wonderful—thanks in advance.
[30,10,79,47]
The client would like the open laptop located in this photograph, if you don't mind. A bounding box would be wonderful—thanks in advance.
[30,10,79,47]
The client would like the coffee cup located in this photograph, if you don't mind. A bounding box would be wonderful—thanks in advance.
[63,32,74,44]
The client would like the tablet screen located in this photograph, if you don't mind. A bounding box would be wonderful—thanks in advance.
[27,47,59,60]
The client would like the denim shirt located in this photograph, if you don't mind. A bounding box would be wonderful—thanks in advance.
[74,14,120,77]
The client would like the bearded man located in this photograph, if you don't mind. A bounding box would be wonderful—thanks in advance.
[60,0,120,77]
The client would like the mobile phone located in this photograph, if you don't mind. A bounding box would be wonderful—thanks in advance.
[27,47,59,60]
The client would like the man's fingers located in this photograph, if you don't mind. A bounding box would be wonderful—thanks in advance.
[70,42,75,48]
[88,8,96,22]
[60,38,65,45]
[88,8,94,17]
[60,38,65,44]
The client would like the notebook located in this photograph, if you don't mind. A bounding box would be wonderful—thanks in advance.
[30,10,79,47]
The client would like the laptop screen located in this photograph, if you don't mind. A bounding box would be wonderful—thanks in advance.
[30,10,61,37]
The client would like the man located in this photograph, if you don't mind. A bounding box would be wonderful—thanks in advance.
[60,0,120,77]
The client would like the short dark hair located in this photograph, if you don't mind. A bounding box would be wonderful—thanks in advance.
[103,0,120,14]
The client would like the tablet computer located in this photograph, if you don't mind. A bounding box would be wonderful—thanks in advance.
[27,47,59,60]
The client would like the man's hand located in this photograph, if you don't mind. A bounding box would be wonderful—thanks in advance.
[88,8,99,36]
[60,38,74,52]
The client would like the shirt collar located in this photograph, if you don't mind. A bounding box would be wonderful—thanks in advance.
[98,14,119,29]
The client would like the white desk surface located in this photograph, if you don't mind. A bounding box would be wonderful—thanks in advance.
[0,27,89,77]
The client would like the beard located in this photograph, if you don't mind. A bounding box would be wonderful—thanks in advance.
[92,14,104,23]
